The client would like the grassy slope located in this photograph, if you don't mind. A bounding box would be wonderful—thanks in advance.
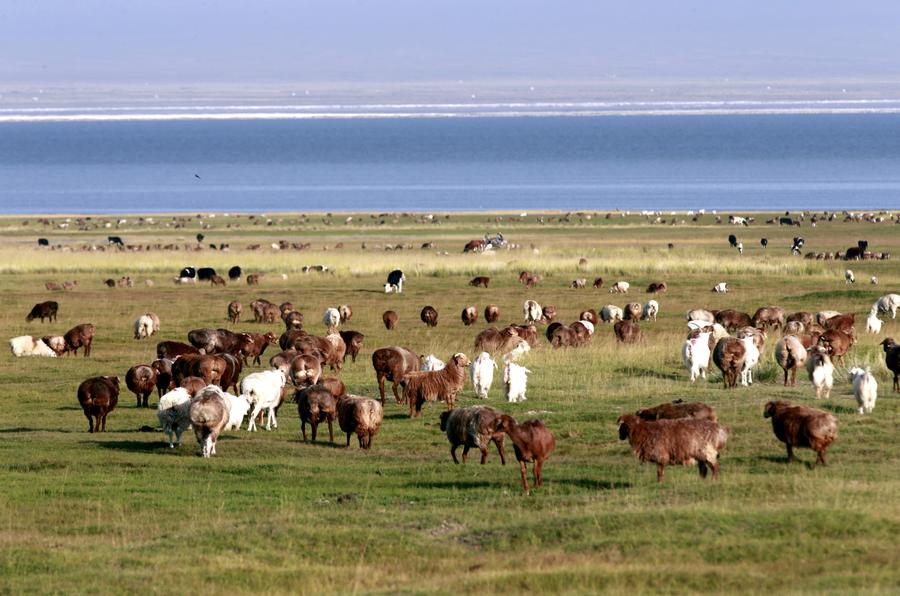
[1,212,899,594]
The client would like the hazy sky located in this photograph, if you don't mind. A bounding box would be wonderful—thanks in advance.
[1,1,898,84]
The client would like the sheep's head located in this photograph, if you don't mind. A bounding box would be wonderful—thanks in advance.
[452,353,470,367]
[763,400,789,418]
[616,414,637,440]
[439,410,451,432]
[882,337,897,352]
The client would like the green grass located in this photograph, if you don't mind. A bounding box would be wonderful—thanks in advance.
[1,211,899,594]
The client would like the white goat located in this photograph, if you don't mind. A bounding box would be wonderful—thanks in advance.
[420,354,446,372]
[157,387,192,448]
[506,337,531,361]
[503,360,531,403]
[849,367,878,414]
[682,331,711,382]
[872,294,900,319]
[222,392,252,431]
[865,312,883,335]
[600,305,623,323]
[713,282,728,293]
[609,281,630,294]
[523,300,542,324]
[9,336,57,358]
[845,269,855,284]
[242,370,287,431]
[870,276,878,285]
[740,335,760,386]
[806,346,834,400]
[322,307,341,331]
[133,314,154,340]
[641,300,659,321]
[469,352,497,399]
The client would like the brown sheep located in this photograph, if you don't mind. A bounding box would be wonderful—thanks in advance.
[319,375,346,400]
[77,376,120,433]
[180,376,207,397]
[592,277,604,289]
[290,353,323,387]
[636,400,717,422]
[505,417,556,494]
[715,309,753,332]
[210,275,226,286]
[646,281,668,293]
[579,309,599,326]
[541,305,557,323]
[372,346,419,403]
[774,335,808,386]
[817,329,853,365]
[617,414,730,482]
[881,338,900,392]
[764,400,838,465]
[227,300,242,324]
[172,354,227,387]
[270,349,299,375]
[323,332,347,371]
[64,323,95,357]
[547,322,575,348]
[783,321,804,335]
[339,330,365,363]
[439,405,509,464]
[283,311,304,330]
[614,320,641,344]
[126,364,158,408]
[484,304,500,323]
[279,302,295,315]
[190,386,230,457]
[250,299,274,321]
[823,313,855,337]
[420,306,438,327]
[26,301,58,323]
[156,340,200,360]
[474,326,519,353]
[508,325,539,347]
[713,337,746,388]
[219,353,243,394]
[239,331,277,366]
[382,310,398,330]
[402,353,470,417]
[152,358,175,397]
[752,307,785,331]
[786,311,814,327]
[469,276,491,288]
[461,306,479,326]
[246,273,260,285]
[623,302,642,321]
[296,384,338,442]
[338,304,353,323]
[337,395,383,449]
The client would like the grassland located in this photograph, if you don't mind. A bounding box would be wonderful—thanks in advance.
[1,211,899,594]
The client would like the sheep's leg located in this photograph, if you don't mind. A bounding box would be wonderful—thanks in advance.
[327,419,333,443]
[391,380,404,404]
[301,420,308,441]
[656,464,665,483]
[479,447,489,465]
[816,449,827,466]
[534,459,544,487]
[494,437,506,465]
[450,445,460,464]
[698,461,708,479]
[376,373,386,402]
[247,406,259,431]
[85,411,94,433]
[100,413,107,432]
[711,461,720,480]
[345,432,351,447]
[786,444,796,463]
[310,420,317,442]
[462,445,470,464]
[519,461,530,494]
[782,369,788,386]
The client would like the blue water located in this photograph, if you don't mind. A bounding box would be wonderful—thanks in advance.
[1,114,899,213]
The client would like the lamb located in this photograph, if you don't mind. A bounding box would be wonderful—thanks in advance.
[420,305,439,327]
[503,360,531,403]
[227,300,242,324]
[763,400,838,465]
[190,385,231,457]
[609,281,630,294]
[283,311,304,330]
[322,307,341,332]
[420,354,446,371]
[681,331,711,382]
[9,336,57,358]
[774,335,808,386]
[641,300,659,321]
[712,282,728,293]
[126,364,157,407]
[156,387,192,447]
[133,314,154,340]
[439,405,509,464]
[848,367,878,414]
[636,400,717,422]
[865,312,883,334]
[402,353,470,417]
[713,337,746,388]
[382,310,398,330]
[600,305,623,323]
[845,269,855,284]
[77,376,120,433]
[296,384,338,442]
[337,394,383,449]
[506,337,531,362]
[805,345,834,399]
[470,352,497,399]
[882,338,900,392]
[617,414,730,482]
[613,320,641,343]
[872,294,900,319]
[461,306,478,326]
[372,346,420,403]
[241,370,287,431]
[484,304,500,323]
[523,300,542,324]
[504,418,556,494]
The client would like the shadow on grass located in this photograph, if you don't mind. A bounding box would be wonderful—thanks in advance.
[554,478,632,490]
[294,437,346,449]
[758,455,817,470]
[615,366,680,381]
[820,403,858,415]
[384,412,414,421]
[0,427,78,433]
[407,480,496,489]
[91,440,174,453]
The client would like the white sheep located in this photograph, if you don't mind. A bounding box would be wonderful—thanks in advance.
[241,370,287,431]
[470,351,497,399]
[872,294,900,319]
[848,367,878,414]
[682,331,711,382]
[845,269,855,284]
[9,336,57,358]
[133,314,154,340]
[609,281,630,294]
[222,392,252,431]
[506,337,531,361]
[736,242,743,255]
[740,335,760,386]
[641,300,659,321]
[578,320,595,335]
[157,387,192,447]
[712,282,728,293]
[322,307,341,331]
[420,354,446,372]
[600,305,624,323]
[503,360,531,403]
[865,312,883,335]
[870,276,878,285]
[523,300,542,324]
[806,346,834,399]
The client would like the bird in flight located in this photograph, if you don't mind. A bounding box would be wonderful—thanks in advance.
[194,174,201,179]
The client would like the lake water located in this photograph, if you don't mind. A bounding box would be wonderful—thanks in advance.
[1,112,899,214]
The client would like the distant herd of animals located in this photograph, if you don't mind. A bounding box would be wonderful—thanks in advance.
[9,237,900,492]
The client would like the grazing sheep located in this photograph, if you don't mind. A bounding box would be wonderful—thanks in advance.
[783,321,804,335]
[402,353,470,417]
[337,394,383,449]
[156,387,192,447]
[484,304,500,323]
[540,305,557,323]
[9,336,57,358]
[592,277,604,289]
[712,282,728,293]
[686,308,715,323]
[636,400,717,422]
[470,352,497,399]
[580,309,599,326]
[882,338,900,392]
[682,331,711,382]
[571,278,586,289]
[523,300,542,324]
[871,276,878,285]
[614,320,641,343]
[26,301,58,323]
[133,314,154,340]
[848,367,878,414]
[815,310,842,327]
[372,346,420,403]
[805,345,834,399]
[609,281,630,294]
[180,376,206,397]
[385,269,405,293]
[126,364,157,408]
[504,418,555,494]
[474,326,520,354]
[227,300,242,324]
[617,414,730,483]
[470,276,491,288]
[845,269,855,284]
[624,302,642,321]
[646,282,668,293]
[283,311,304,330]
[600,305,624,323]
[322,307,341,331]
[716,309,753,332]
[461,306,478,326]
[713,337,746,388]
[866,312,883,335]
[641,300,659,321]
[503,360,531,403]
[439,405,509,464]
[338,304,353,323]
[64,323,95,357]
[822,313,856,337]
[382,310,398,330]
[420,306,439,327]
[872,294,900,319]
[190,386,231,457]
[241,370,287,431]
[774,335,808,386]
[420,354,446,372]
[339,330,365,363]
[77,376,120,433]
[763,400,838,465]
[751,307,785,331]
[296,384,338,442]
